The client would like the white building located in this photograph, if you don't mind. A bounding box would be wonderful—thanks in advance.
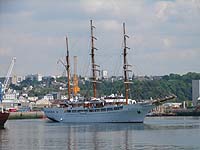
[192,80,200,106]
[2,92,20,109]
[25,74,42,82]
[11,75,18,84]
[43,94,54,100]
[28,96,38,102]
[4,93,18,100]
[102,70,108,79]
[12,75,24,84]
[61,95,68,100]
[17,76,25,83]
[37,74,42,81]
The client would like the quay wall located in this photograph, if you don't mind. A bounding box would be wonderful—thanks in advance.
[8,111,45,120]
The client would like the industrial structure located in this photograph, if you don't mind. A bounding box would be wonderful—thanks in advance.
[0,57,16,102]
[72,56,80,96]
[192,80,200,106]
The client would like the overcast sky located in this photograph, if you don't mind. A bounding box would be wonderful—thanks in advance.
[0,0,199,77]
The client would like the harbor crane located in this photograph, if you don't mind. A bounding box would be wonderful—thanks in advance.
[57,56,80,96]
[72,56,80,96]
[0,57,16,102]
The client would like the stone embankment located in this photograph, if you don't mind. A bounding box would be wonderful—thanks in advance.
[8,111,46,119]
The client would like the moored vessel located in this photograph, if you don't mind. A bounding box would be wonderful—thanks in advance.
[0,84,9,128]
[44,20,175,123]
[0,108,9,128]
[0,58,16,128]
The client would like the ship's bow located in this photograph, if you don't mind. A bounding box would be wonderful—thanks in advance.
[0,112,10,128]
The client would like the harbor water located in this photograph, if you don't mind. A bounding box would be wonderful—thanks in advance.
[1,117,200,150]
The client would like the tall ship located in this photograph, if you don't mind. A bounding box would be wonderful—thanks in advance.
[44,20,175,123]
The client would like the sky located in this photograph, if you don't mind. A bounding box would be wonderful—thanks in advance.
[0,0,200,77]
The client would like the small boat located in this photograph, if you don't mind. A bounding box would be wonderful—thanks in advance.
[44,20,175,123]
[0,84,10,128]
[0,87,9,128]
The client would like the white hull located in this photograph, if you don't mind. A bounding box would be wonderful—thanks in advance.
[44,103,155,123]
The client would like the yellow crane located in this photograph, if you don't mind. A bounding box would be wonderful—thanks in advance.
[72,56,80,96]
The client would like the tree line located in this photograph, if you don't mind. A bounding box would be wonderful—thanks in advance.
[79,72,200,102]
[10,72,200,102]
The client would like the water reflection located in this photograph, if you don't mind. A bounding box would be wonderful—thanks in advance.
[0,117,200,150]
[58,123,145,150]
[0,128,9,150]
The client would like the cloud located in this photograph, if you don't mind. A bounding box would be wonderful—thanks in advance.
[0,47,11,57]
[132,47,200,75]
[81,0,119,15]
[163,38,172,47]
[155,1,174,21]
[0,0,199,76]
[97,20,121,31]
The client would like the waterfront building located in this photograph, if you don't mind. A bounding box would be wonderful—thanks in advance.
[2,91,20,110]
[61,95,67,100]
[11,75,18,84]
[17,76,24,83]
[102,70,108,79]
[28,96,38,102]
[52,92,61,100]
[192,80,200,106]
[11,75,24,84]
[43,94,54,100]
[25,74,42,82]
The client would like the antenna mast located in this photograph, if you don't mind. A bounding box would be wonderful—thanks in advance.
[66,36,71,100]
[123,23,131,105]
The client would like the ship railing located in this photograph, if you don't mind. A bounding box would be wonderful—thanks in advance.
[63,106,123,113]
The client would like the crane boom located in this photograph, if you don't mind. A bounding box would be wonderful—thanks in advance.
[3,57,16,90]
[0,57,16,103]
[57,59,67,68]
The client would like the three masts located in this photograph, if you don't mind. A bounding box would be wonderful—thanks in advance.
[43,20,176,123]
[65,20,132,103]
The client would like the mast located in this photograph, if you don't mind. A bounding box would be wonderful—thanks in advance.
[123,23,131,105]
[66,36,71,100]
[90,20,99,98]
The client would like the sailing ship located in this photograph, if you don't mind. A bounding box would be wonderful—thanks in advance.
[43,20,175,123]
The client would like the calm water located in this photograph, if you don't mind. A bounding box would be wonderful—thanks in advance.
[1,117,200,150]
